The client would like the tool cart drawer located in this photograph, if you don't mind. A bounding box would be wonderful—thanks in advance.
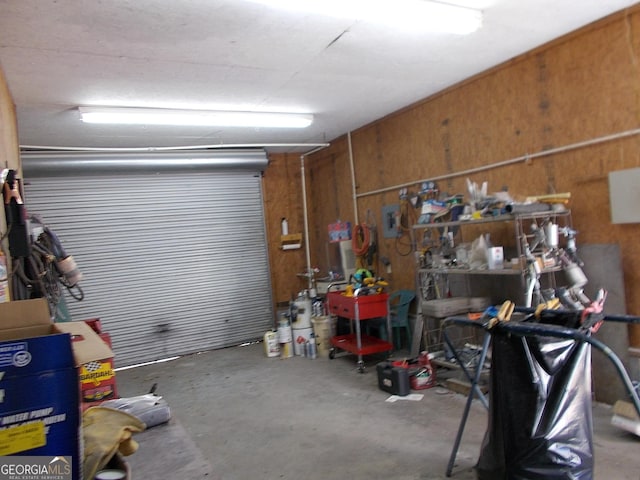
[327,291,388,320]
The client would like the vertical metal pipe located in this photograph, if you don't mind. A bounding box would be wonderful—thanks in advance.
[347,132,359,225]
[300,145,329,291]
[301,155,313,290]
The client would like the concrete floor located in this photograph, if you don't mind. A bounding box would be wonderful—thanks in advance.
[115,343,639,479]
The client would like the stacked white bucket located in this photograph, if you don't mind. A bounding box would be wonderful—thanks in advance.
[277,313,293,358]
[291,294,313,356]
[273,291,336,358]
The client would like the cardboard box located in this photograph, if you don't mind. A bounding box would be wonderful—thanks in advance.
[0,299,80,478]
[55,321,116,409]
[80,318,119,407]
[82,317,119,405]
[0,299,116,478]
[83,318,103,334]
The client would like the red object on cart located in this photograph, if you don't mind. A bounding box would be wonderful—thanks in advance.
[327,290,393,372]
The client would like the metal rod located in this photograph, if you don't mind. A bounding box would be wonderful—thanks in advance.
[20,143,331,152]
[300,145,331,290]
[442,318,490,409]
[445,329,491,477]
[356,126,640,198]
[347,131,359,225]
[513,307,640,324]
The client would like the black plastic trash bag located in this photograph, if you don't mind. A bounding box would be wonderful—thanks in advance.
[476,313,594,480]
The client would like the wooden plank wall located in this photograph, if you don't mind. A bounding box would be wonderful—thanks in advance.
[267,8,640,345]
[263,153,308,320]
[0,65,20,171]
[0,63,21,280]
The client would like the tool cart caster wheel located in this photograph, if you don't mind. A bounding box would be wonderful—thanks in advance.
[329,349,336,359]
[357,361,365,373]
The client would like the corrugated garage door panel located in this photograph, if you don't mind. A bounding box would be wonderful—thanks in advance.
[24,170,273,366]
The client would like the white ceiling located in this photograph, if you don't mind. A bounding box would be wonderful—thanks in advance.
[0,0,637,153]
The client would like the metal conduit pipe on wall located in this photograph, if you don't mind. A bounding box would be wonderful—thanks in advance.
[354,126,640,199]
[300,145,331,290]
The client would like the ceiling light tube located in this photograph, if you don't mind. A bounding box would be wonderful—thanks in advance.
[78,107,314,129]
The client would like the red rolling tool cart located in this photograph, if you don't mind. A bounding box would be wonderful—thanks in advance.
[327,289,393,373]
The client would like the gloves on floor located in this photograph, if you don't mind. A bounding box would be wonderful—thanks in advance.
[82,406,146,480]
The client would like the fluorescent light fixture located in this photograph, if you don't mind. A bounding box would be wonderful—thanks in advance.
[248,0,482,34]
[78,107,314,129]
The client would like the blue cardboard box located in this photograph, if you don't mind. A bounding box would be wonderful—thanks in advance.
[0,299,112,479]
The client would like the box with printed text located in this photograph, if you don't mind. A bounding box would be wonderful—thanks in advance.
[81,332,117,407]
[0,299,114,479]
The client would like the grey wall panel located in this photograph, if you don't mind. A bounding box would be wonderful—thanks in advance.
[24,169,273,367]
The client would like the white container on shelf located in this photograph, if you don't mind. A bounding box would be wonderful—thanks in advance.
[486,246,504,270]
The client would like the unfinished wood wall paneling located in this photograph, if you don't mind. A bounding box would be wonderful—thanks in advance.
[0,66,20,171]
[264,153,307,312]
[0,64,20,284]
[302,7,640,349]
[305,140,354,279]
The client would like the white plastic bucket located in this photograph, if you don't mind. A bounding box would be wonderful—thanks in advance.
[277,317,292,344]
[291,296,312,329]
[292,327,314,356]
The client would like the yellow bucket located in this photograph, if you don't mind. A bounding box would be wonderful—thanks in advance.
[311,316,335,357]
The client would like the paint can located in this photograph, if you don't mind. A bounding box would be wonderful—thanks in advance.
[263,330,280,358]
[292,327,314,356]
[307,335,317,359]
[311,316,334,357]
[95,470,126,480]
[280,341,293,359]
[277,316,292,344]
[277,315,294,358]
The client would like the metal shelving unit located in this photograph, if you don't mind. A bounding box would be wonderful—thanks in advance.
[411,209,573,353]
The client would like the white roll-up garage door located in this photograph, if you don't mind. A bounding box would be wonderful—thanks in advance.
[22,150,273,367]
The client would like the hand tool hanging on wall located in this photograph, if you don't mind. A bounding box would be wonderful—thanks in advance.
[2,169,31,258]
[352,222,373,266]
[352,219,381,271]
[393,188,417,257]
[10,213,85,319]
